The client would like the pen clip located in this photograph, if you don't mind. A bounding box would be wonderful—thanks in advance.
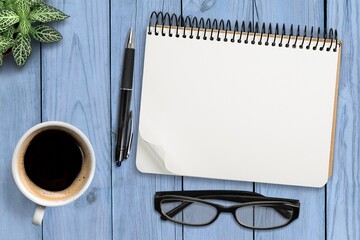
[125,111,134,159]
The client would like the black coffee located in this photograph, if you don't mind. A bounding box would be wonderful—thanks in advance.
[24,129,83,191]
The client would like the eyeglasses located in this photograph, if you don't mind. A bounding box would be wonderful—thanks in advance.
[154,190,300,230]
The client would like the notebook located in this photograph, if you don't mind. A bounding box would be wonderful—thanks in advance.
[136,12,342,188]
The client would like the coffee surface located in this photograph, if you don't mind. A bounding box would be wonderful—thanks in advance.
[24,130,83,191]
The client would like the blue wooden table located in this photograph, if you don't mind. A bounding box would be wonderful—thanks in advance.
[0,0,356,239]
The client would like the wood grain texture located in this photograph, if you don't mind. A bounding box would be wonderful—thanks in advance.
[326,0,360,239]
[181,1,254,240]
[110,1,182,240]
[253,1,325,240]
[0,0,354,239]
[41,0,111,239]
[0,46,41,239]
[254,0,324,29]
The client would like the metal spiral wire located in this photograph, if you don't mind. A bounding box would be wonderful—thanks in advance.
[148,11,339,52]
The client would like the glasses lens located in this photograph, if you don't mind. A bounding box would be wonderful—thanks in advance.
[160,199,218,226]
[235,204,294,229]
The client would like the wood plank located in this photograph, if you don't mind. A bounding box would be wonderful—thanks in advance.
[253,1,325,240]
[326,0,360,239]
[181,1,254,240]
[0,47,41,238]
[111,0,182,239]
[41,0,111,239]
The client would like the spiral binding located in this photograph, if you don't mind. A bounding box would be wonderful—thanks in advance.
[148,11,339,52]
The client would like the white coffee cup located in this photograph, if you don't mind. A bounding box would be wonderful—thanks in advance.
[12,121,95,225]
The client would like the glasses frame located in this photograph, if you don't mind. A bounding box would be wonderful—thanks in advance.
[154,190,300,230]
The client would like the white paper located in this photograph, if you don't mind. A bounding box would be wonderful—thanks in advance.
[137,27,341,187]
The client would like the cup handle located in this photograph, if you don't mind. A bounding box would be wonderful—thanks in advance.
[32,205,46,225]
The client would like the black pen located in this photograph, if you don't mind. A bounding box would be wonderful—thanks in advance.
[115,28,135,167]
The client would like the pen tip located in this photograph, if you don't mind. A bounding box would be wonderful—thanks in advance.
[127,28,135,49]
[116,161,122,167]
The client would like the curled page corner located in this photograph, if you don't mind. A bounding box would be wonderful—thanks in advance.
[137,132,176,175]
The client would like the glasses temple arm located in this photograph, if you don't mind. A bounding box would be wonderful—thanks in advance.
[216,196,292,219]
[162,196,292,220]
[161,201,192,220]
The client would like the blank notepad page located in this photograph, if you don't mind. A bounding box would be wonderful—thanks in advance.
[137,23,341,187]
